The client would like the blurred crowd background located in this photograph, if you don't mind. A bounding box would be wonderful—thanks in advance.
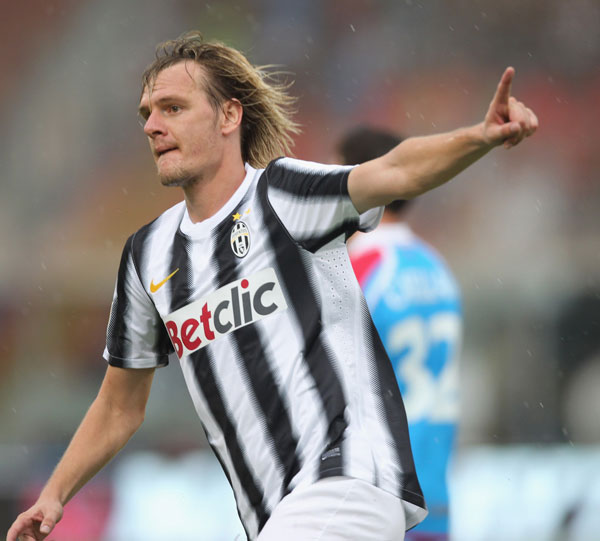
[1,1,599,539]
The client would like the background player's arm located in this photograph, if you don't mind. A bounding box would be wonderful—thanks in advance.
[348,67,538,213]
[6,365,155,541]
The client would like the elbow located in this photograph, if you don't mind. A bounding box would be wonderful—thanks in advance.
[98,397,146,438]
[112,407,146,448]
[125,408,146,435]
[388,168,422,201]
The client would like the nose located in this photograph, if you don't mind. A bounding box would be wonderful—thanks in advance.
[143,110,166,138]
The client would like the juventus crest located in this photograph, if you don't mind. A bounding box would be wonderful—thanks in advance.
[230,221,251,258]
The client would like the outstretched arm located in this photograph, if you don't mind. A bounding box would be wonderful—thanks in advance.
[6,365,155,541]
[348,67,538,213]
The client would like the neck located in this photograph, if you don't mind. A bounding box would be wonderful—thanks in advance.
[182,154,247,223]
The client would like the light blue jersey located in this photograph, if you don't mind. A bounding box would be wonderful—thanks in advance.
[350,223,462,535]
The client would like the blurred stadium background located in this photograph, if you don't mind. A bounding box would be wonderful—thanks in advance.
[1,1,599,539]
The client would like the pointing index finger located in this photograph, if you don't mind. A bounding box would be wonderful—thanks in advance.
[492,66,515,108]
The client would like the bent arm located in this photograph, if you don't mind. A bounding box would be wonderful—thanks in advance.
[7,365,155,541]
[348,123,490,212]
[348,67,538,213]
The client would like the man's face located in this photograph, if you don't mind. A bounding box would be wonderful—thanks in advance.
[138,61,222,187]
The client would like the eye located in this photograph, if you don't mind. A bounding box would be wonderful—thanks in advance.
[167,104,182,114]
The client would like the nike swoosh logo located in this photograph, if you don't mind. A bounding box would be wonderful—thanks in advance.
[150,268,180,293]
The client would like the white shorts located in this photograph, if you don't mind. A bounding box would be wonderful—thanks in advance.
[257,476,407,540]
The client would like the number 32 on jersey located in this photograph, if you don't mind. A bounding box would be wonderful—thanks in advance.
[386,312,461,423]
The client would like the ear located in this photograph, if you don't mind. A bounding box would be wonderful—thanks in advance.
[221,98,243,135]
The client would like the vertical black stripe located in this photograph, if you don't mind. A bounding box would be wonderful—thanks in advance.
[212,212,302,495]
[169,232,194,312]
[363,301,425,508]
[258,175,347,478]
[201,434,253,541]
[192,348,270,534]
[106,234,135,364]
[130,222,173,358]
[169,229,270,535]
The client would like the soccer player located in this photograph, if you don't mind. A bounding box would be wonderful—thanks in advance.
[7,31,537,541]
[340,127,462,540]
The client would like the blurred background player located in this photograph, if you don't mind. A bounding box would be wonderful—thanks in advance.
[338,127,462,540]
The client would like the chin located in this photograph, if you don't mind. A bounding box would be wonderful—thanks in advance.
[159,175,197,188]
[157,165,197,188]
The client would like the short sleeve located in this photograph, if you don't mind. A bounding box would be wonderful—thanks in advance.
[358,206,384,233]
[265,158,383,252]
[103,234,173,368]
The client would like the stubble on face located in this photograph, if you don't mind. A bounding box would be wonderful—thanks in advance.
[157,122,219,188]
[143,61,222,190]
[157,162,199,189]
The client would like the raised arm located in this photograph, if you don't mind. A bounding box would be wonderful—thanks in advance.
[6,365,155,541]
[348,67,538,213]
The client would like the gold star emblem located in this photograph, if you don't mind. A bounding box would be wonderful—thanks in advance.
[232,212,242,221]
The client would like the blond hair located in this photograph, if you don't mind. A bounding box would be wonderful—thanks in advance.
[142,31,300,168]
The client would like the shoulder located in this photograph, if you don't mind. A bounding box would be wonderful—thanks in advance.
[267,156,352,176]
[128,200,187,255]
[400,234,461,297]
[264,157,354,196]
[410,235,452,270]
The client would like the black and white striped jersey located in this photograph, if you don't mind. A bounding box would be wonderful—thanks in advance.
[103,157,426,538]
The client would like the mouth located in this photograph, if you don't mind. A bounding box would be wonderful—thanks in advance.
[155,146,178,159]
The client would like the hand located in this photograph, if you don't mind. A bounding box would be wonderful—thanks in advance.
[482,67,538,149]
[6,499,63,541]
